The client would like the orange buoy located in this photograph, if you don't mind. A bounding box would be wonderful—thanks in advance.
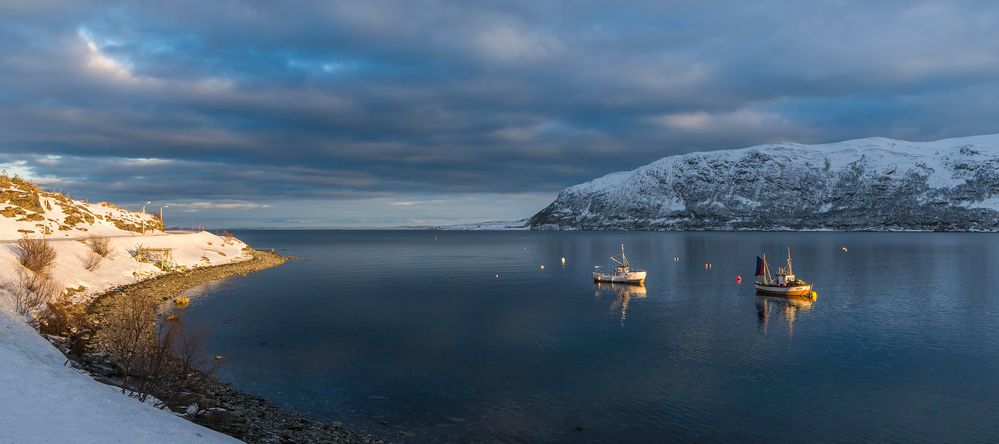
[736,275,742,284]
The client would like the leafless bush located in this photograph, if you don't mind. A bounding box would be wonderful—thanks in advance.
[97,295,202,402]
[87,236,113,257]
[40,293,90,361]
[170,322,219,377]
[40,292,88,336]
[83,251,102,271]
[3,269,57,317]
[12,237,57,275]
[132,320,179,402]
[98,295,158,395]
[221,231,235,246]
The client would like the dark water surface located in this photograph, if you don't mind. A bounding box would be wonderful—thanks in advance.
[182,231,999,443]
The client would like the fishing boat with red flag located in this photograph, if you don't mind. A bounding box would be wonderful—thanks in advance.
[754,248,815,299]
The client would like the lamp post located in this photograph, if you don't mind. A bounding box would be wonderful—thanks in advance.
[160,206,169,231]
[141,202,152,234]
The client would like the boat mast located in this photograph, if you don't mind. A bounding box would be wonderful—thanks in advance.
[764,253,774,284]
[620,243,630,269]
[786,247,793,275]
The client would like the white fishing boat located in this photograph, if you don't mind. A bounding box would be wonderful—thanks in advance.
[593,244,646,285]
[754,248,815,299]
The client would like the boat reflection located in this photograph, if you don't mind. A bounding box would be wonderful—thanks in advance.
[594,283,647,326]
[755,294,815,335]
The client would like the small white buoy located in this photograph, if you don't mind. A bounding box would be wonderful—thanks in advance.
[561,257,566,266]
[495,273,499,278]
[841,246,848,253]
[540,264,545,270]
[673,256,679,262]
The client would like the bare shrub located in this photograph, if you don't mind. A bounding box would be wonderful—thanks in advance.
[12,237,57,275]
[221,231,235,246]
[40,293,90,361]
[83,251,102,271]
[98,295,158,394]
[3,269,57,317]
[170,323,219,377]
[132,321,178,402]
[40,293,88,336]
[87,236,113,257]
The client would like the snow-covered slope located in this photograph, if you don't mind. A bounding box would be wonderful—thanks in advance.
[1,175,162,240]
[0,177,251,442]
[530,134,999,231]
[0,297,238,443]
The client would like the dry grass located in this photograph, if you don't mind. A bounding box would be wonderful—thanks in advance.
[221,231,235,246]
[83,251,102,271]
[87,236,113,257]
[3,269,57,317]
[12,237,57,275]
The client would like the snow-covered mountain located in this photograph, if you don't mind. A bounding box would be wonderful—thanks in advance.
[530,135,999,231]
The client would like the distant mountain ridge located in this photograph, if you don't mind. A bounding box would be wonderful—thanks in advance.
[529,134,999,231]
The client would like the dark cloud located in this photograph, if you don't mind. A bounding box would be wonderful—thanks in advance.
[1,0,998,226]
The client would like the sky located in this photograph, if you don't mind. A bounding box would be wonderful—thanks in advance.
[1,1,998,227]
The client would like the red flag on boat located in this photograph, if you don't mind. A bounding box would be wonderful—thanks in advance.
[755,256,765,276]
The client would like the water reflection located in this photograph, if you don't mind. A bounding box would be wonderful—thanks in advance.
[755,294,815,335]
[594,283,647,326]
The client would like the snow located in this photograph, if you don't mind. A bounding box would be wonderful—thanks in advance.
[0,190,162,242]
[531,133,999,230]
[0,296,239,443]
[442,219,530,230]
[961,196,999,210]
[0,181,251,442]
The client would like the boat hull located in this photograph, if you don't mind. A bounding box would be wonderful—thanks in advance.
[593,270,647,285]
[754,282,813,297]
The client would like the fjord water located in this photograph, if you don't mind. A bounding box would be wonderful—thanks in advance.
[183,231,999,442]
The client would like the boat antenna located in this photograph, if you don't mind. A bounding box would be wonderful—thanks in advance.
[620,243,630,268]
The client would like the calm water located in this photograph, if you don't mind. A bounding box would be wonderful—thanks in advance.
[181,231,999,443]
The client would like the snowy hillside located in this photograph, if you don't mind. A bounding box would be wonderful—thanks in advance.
[0,176,253,442]
[0,298,238,443]
[530,134,999,231]
[1,175,162,240]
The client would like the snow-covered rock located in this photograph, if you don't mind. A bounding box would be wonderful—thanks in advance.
[529,134,999,231]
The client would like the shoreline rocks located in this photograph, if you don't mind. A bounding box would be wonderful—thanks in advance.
[63,249,381,443]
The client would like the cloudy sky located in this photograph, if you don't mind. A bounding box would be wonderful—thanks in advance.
[2,1,998,227]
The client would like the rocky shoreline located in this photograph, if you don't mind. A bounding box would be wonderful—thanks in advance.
[54,249,382,443]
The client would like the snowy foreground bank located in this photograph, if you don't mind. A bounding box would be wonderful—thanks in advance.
[0,231,249,443]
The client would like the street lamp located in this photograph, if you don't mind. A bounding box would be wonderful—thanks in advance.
[141,201,152,234]
[160,206,169,231]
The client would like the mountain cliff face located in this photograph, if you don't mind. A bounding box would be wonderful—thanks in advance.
[529,135,999,231]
